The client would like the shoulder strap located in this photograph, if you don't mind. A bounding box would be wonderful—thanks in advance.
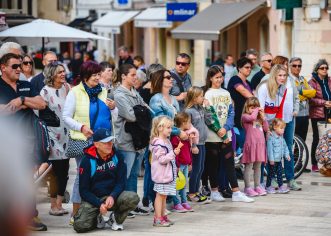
[170,71,185,93]
[90,159,97,177]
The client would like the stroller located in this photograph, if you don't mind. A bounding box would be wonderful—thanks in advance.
[315,129,331,177]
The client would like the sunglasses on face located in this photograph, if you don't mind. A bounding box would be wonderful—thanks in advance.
[164,75,172,80]
[10,64,22,70]
[319,66,329,70]
[292,64,302,68]
[263,59,272,63]
[23,61,33,65]
[176,61,189,66]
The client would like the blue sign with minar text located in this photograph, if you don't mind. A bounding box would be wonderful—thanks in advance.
[166,2,197,22]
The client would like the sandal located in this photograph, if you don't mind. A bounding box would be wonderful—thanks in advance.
[49,209,63,216]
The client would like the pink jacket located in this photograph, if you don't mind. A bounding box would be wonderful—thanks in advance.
[150,138,176,184]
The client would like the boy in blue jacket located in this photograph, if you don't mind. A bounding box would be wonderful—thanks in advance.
[74,128,139,233]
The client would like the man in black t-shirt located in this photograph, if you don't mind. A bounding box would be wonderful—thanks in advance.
[251,53,273,91]
[0,53,47,231]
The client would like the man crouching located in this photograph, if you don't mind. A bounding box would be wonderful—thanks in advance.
[74,128,139,233]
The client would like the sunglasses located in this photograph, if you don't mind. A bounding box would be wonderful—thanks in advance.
[11,64,22,69]
[292,64,302,68]
[164,75,172,80]
[319,66,329,70]
[176,61,189,66]
[23,61,33,65]
[263,59,272,63]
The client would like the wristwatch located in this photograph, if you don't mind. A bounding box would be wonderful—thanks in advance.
[20,96,25,105]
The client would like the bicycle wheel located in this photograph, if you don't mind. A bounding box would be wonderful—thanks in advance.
[293,135,309,179]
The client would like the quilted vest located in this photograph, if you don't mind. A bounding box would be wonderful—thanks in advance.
[70,82,107,140]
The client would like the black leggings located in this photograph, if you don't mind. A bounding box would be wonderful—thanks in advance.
[49,159,70,198]
[311,118,324,166]
[202,142,238,189]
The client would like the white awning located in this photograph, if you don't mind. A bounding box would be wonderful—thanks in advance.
[92,10,139,34]
[134,7,172,28]
[171,0,266,40]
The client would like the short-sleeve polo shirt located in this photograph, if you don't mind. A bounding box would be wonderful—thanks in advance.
[0,77,37,119]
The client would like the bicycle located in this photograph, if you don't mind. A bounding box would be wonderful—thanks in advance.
[235,134,309,180]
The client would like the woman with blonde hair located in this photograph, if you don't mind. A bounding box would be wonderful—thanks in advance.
[21,54,35,81]
[257,64,301,191]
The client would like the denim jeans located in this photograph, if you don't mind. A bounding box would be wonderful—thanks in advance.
[173,165,188,205]
[189,145,205,194]
[142,149,155,203]
[71,154,84,203]
[116,149,145,192]
[283,119,295,182]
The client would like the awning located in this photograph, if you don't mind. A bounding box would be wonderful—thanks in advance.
[134,7,172,28]
[92,10,139,34]
[171,0,266,40]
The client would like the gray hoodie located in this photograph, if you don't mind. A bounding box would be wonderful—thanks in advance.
[185,105,210,145]
[114,85,145,151]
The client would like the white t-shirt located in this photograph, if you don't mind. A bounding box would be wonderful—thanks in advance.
[205,88,232,142]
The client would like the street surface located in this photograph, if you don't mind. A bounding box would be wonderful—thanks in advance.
[34,129,331,236]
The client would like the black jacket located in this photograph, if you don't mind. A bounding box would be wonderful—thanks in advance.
[30,72,45,94]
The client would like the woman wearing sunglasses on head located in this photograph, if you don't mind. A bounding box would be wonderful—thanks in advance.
[308,59,331,172]
[20,54,35,82]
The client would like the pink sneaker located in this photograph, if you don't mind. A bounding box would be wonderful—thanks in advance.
[312,165,319,172]
[182,203,194,212]
[244,187,258,197]
[171,204,187,213]
[254,186,267,196]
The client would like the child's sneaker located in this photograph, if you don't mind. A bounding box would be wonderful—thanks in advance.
[164,208,171,215]
[172,204,187,213]
[162,215,175,225]
[188,193,208,204]
[266,186,276,194]
[271,179,279,190]
[232,191,255,203]
[254,186,267,196]
[277,185,290,194]
[182,203,194,212]
[201,185,211,197]
[244,187,259,197]
[153,217,170,227]
[210,191,225,202]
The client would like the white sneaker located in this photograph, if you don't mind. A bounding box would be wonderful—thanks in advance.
[97,214,106,229]
[232,191,255,203]
[210,191,225,202]
[107,213,124,231]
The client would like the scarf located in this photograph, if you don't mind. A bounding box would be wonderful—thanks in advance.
[83,82,102,103]
[312,72,331,101]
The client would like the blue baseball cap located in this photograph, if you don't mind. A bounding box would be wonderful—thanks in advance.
[93,128,115,143]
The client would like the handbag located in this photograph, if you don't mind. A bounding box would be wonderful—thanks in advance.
[39,106,60,127]
[66,101,100,158]
[317,109,331,136]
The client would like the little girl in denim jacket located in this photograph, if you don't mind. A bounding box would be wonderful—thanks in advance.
[266,118,291,194]
[150,116,180,227]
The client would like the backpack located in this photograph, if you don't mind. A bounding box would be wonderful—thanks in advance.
[125,105,152,150]
[89,155,119,177]
[32,115,51,164]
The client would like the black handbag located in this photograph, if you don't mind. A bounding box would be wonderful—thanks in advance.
[39,106,60,127]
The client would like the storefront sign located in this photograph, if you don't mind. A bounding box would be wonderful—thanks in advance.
[134,20,172,28]
[166,2,197,22]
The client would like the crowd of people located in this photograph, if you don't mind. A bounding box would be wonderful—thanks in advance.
[1,41,331,234]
